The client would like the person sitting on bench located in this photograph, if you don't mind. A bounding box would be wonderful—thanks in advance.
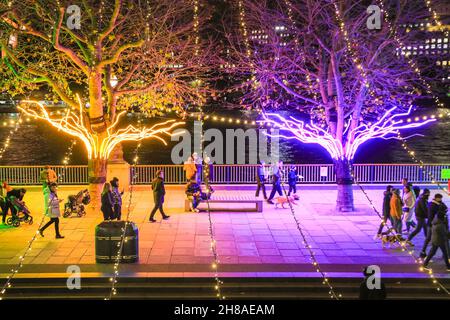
[185,179,202,213]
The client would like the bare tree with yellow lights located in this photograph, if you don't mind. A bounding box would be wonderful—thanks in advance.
[0,0,212,204]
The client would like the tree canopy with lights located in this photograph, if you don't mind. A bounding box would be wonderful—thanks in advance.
[0,0,212,201]
[226,0,445,211]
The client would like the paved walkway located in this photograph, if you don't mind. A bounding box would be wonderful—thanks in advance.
[0,184,449,279]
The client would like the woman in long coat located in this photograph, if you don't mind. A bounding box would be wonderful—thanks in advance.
[39,183,64,238]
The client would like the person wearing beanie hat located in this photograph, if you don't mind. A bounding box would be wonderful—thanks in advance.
[407,189,430,243]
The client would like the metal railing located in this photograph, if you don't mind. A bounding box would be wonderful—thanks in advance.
[0,165,88,185]
[1,163,449,185]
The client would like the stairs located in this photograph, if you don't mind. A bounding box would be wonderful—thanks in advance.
[1,277,449,299]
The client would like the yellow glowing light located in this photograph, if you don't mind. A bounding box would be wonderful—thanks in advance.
[18,99,185,160]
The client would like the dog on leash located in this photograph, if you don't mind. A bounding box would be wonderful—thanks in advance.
[379,229,406,248]
[273,196,299,208]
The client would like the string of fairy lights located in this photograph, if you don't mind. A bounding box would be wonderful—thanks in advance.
[58,139,77,183]
[349,163,450,295]
[376,0,446,109]
[423,0,449,37]
[332,0,370,90]
[202,144,225,300]
[282,0,320,104]
[106,120,142,300]
[397,131,449,194]
[0,114,22,161]
[0,215,48,300]
[278,175,341,299]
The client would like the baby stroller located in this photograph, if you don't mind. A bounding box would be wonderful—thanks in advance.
[6,199,33,227]
[63,189,90,218]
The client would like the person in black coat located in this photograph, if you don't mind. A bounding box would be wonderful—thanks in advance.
[149,170,170,222]
[407,189,430,242]
[267,169,283,204]
[287,166,298,196]
[376,185,393,237]
[423,209,450,270]
[420,193,446,257]
[255,161,267,199]
[101,183,115,221]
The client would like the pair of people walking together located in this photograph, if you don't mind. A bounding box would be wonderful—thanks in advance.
[101,177,123,221]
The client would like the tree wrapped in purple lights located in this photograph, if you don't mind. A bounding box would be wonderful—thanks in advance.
[227,0,445,211]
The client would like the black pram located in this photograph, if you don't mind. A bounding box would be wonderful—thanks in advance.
[63,189,90,218]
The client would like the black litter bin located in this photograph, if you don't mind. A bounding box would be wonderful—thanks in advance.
[95,221,139,263]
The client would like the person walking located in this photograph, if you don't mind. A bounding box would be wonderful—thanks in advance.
[110,177,123,220]
[287,166,298,197]
[267,169,283,204]
[149,170,170,222]
[422,209,450,271]
[406,189,430,243]
[402,185,416,233]
[255,161,267,199]
[101,182,115,221]
[420,193,446,258]
[390,188,403,234]
[375,185,393,238]
[39,183,64,239]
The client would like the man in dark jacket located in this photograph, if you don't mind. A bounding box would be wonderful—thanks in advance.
[267,169,283,204]
[376,185,393,237]
[255,162,267,199]
[407,189,430,242]
[149,170,170,222]
[420,193,446,257]
[423,209,450,270]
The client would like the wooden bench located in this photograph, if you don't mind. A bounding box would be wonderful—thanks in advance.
[184,195,263,212]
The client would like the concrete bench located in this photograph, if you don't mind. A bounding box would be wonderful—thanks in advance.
[184,195,263,212]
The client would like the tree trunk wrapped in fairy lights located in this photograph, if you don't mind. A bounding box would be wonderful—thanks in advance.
[0,0,213,206]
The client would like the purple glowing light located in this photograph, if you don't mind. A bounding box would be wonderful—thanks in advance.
[262,106,436,160]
